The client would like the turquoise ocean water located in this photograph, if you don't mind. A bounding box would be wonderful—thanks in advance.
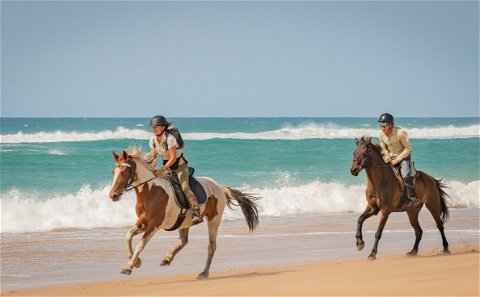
[1,117,479,233]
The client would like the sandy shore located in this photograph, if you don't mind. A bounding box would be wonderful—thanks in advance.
[3,245,478,296]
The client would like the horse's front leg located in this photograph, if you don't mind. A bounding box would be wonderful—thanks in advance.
[368,211,390,260]
[356,205,378,251]
[121,228,158,275]
[126,225,144,267]
[160,228,189,266]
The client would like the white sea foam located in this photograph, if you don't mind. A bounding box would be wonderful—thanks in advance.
[0,127,151,143]
[0,186,137,233]
[1,124,478,143]
[48,149,65,155]
[185,124,480,140]
[1,179,478,233]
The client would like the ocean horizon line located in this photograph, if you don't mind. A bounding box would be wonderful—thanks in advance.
[2,116,479,119]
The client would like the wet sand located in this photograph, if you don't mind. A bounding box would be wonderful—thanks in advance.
[3,246,478,296]
[1,208,479,295]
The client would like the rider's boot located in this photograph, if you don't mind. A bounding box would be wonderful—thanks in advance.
[405,177,419,207]
[187,194,204,225]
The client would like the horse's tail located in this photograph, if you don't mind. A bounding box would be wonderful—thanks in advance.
[434,178,451,223]
[224,187,260,232]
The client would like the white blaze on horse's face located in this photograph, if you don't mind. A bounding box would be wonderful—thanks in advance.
[109,161,132,202]
[109,166,122,201]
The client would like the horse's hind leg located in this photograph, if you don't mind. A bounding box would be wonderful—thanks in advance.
[197,217,221,279]
[406,208,423,256]
[368,211,390,260]
[425,201,450,254]
[160,228,189,266]
[356,205,379,251]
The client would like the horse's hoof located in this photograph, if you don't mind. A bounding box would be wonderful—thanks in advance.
[406,251,417,257]
[160,259,171,266]
[197,272,209,280]
[357,241,365,251]
[121,268,132,275]
[134,258,142,268]
[368,255,376,261]
[443,249,451,254]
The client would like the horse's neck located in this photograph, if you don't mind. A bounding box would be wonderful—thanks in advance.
[365,148,395,189]
[132,159,170,194]
[133,159,155,182]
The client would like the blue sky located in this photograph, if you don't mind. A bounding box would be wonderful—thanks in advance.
[1,1,478,117]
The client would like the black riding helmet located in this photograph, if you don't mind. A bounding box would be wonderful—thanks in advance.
[378,113,394,124]
[150,115,168,127]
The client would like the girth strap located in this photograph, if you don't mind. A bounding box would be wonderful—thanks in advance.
[164,209,188,231]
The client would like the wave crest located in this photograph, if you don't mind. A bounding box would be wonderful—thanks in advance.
[1,180,477,233]
[1,124,478,143]
[0,127,151,143]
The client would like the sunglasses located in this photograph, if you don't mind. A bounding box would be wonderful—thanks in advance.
[379,123,390,128]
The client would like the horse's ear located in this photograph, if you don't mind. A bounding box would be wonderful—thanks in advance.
[366,137,372,144]
[122,150,128,160]
[113,151,119,161]
[354,138,359,145]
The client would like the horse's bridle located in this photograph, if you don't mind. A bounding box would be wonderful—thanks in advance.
[116,161,137,194]
[353,149,371,170]
[354,144,392,170]
[116,160,159,195]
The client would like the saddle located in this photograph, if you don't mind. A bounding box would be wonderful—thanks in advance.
[164,167,207,231]
[392,162,418,209]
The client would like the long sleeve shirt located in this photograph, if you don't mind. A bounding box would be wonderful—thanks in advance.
[379,127,412,162]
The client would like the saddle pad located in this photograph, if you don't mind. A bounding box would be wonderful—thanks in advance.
[393,162,419,210]
[167,168,207,209]
[189,176,207,205]
[410,161,417,177]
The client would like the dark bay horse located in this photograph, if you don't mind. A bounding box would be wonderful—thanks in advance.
[350,137,450,260]
[108,148,259,278]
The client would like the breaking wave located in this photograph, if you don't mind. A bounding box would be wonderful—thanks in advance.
[1,179,478,233]
[1,124,478,144]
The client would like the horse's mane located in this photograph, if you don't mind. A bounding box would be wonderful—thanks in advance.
[359,136,383,156]
[127,145,155,171]
[127,145,144,158]
[369,141,383,155]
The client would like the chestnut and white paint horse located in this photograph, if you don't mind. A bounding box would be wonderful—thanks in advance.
[109,148,259,279]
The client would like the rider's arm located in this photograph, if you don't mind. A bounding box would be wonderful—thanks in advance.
[160,134,178,171]
[395,129,412,162]
[162,147,177,170]
[148,137,158,168]
[379,133,391,163]
[150,148,158,168]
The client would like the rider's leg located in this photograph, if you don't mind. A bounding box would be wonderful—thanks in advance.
[177,163,203,224]
[400,157,418,207]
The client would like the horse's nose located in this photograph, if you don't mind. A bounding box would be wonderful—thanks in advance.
[110,193,119,201]
[350,168,358,176]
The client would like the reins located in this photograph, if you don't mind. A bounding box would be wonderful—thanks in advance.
[118,161,157,194]
[366,144,393,168]
[124,176,157,193]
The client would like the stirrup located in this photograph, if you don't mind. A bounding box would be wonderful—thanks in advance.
[407,198,419,207]
[192,215,204,225]
[191,210,203,225]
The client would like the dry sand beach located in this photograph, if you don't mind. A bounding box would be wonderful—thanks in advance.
[2,209,479,296]
[3,246,479,296]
